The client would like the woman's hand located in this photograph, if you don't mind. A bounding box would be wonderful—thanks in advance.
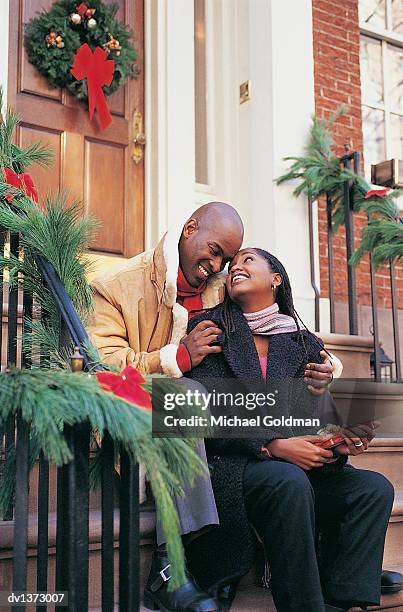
[265,436,335,470]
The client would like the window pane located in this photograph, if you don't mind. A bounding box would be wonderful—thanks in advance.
[194,0,208,185]
[388,44,403,111]
[392,0,403,34]
[391,114,403,159]
[359,0,386,28]
[362,106,386,177]
[360,36,384,104]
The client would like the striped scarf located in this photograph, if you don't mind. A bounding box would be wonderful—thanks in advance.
[243,303,300,335]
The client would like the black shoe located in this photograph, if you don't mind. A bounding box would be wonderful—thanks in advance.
[143,551,219,612]
[381,569,403,594]
[324,606,348,611]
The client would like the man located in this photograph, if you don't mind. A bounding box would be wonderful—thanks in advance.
[88,202,336,612]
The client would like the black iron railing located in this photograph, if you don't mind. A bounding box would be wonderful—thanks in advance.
[308,152,402,383]
[0,231,141,611]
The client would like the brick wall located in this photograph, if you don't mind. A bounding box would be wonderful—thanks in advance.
[312,0,403,315]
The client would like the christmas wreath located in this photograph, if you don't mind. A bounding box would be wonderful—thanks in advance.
[25,0,137,128]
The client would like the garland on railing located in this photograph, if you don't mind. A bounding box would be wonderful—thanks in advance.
[0,93,201,588]
[275,107,403,266]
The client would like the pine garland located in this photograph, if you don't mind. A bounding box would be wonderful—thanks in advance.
[0,369,207,588]
[0,93,52,174]
[276,107,403,266]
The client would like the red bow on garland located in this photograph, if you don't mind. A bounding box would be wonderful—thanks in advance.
[364,188,391,199]
[3,167,39,203]
[70,43,114,130]
[96,366,152,410]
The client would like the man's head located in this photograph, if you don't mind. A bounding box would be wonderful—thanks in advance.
[179,202,244,287]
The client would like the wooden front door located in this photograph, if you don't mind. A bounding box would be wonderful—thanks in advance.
[8,0,144,258]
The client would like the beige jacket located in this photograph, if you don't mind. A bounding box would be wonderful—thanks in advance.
[87,229,225,377]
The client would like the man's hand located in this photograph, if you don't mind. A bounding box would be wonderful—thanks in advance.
[304,350,334,396]
[182,320,223,368]
[266,436,335,470]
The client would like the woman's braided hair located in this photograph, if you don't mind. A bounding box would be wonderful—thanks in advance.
[216,248,326,358]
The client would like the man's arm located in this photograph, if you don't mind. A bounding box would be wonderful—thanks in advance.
[88,288,163,373]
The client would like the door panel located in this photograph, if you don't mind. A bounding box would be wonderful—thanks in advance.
[19,126,63,199]
[85,139,125,254]
[9,0,144,257]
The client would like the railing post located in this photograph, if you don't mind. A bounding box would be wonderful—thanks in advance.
[390,261,402,382]
[12,414,30,605]
[308,196,320,332]
[370,255,382,381]
[102,432,116,612]
[36,451,49,612]
[342,153,359,335]
[326,195,336,332]
[119,451,140,612]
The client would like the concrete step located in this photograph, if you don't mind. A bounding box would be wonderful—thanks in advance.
[349,438,403,491]
[222,583,403,612]
[0,508,156,610]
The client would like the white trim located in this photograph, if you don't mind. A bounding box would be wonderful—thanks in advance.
[0,1,9,104]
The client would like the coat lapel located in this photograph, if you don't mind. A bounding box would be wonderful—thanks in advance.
[267,333,307,380]
[220,305,263,383]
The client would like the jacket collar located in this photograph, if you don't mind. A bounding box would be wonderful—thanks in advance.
[220,304,307,383]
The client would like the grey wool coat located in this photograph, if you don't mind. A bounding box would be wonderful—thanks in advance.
[185,302,346,592]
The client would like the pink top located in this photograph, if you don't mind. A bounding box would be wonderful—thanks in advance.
[259,356,267,379]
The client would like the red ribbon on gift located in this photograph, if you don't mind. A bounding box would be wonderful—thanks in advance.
[96,366,152,411]
[70,43,114,130]
[3,167,39,203]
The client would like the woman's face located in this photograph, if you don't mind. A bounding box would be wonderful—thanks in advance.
[226,249,282,310]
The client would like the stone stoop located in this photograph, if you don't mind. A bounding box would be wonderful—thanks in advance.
[4,435,403,611]
[0,509,156,611]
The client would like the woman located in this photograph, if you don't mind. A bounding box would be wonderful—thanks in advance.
[184,248,394,612]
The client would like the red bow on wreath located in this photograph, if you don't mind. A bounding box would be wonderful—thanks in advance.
[70,43,114,130]
[96,366,152,411]
[3,167,39,203]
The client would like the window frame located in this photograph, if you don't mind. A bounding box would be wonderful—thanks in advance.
[359,0,403,176]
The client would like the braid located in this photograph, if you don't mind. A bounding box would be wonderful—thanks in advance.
[251,249,327,358]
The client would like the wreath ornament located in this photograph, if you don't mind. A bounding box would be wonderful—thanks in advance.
[25,0,137,129]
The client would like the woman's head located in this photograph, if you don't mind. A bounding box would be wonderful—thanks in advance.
[226,248,295,316]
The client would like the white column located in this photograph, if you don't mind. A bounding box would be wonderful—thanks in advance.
[0,1,10,104]
[241,0,317,327]
[145,0,196,248]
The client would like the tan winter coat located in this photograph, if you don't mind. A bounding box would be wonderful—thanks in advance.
[87,228,226,377]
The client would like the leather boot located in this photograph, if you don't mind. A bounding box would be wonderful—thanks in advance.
[143,551,219,612]
[381,569,403,594]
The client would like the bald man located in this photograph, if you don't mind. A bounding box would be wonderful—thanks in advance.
[88,202,335,612]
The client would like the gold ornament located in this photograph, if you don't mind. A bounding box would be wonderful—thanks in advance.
[103,34,122,54]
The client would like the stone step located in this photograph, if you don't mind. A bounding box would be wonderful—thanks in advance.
[349,438,403,491]
[0,508,156,610]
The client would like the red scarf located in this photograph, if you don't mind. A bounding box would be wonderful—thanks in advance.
[176,267,207,318]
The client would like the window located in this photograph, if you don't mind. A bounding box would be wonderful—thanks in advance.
[359,1,403,179]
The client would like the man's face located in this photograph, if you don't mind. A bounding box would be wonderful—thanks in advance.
[179,219,243,287]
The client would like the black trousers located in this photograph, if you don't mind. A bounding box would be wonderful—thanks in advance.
[243,459,394,612]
